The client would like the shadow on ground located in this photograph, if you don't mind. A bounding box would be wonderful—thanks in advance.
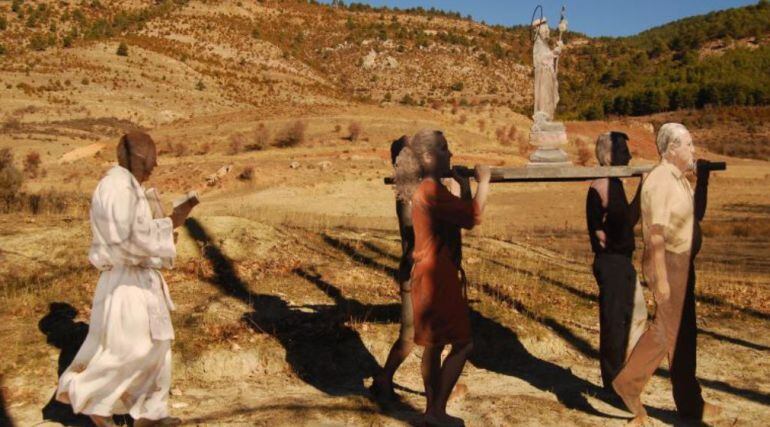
[38,302,133,426]
[185,218,422,425]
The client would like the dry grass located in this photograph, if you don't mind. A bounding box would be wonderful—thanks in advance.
[274,120,306,148]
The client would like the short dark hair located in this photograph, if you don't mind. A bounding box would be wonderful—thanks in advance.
[390,135,409,165]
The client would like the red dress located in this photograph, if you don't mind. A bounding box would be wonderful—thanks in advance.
[410,179,480,346]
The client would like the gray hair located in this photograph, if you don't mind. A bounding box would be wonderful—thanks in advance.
[594,132,613,166]
[656,123,689,156]
[394,129,446,202]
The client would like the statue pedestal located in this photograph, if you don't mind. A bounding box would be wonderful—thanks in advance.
[528,121,571,167]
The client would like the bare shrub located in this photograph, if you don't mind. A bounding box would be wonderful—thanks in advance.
[508,126,518,141]
[348,122,362,142]
[517,134,530,157]
[274,121,306,148]
[23,151,41,178]
[238,166,254,181]
[2,117,22,132]
[228,132,245,155]
[458,114,467,125]
[196,142,211,155]
[248,124,269,151]
[575,138,592,166]
[477,119,486,132]
[334,124,341,133]
[0,148,22,207]
[0,148,12,169]
[172,142,188,157]
[495,127,511,146]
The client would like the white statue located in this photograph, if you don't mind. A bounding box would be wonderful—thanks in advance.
[528,7,570,166]
[532,17,563,124]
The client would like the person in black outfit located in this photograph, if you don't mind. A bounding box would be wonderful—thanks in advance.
[670,159,721,420]
[586,131,645,392]
[371,135,416,399]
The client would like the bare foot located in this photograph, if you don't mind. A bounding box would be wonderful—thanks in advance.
[89,415,116,427]
[702,402,723,423]
[424,412,465,427]
[625,414,650,426]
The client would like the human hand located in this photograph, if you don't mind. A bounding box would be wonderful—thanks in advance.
[596,230,607,248]
[656,280,671,303]
[474,165,491,184]
[696,159,712,180]
[451,166,472,198]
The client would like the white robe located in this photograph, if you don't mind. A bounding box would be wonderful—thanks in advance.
[56,165,177,420]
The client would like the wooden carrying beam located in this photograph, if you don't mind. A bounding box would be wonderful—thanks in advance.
[383,165,655,185]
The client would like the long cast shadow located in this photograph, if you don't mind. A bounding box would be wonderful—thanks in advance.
[184,218,421,424]
[477,282,770,407]
[321,234,631,419]
[327,234,770,415]
[38,303,131,426]
[699,329,770,352]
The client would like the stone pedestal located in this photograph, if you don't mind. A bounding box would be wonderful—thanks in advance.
[529,120,570,166]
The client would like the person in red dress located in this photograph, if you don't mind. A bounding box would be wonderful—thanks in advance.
[394,129,491,426]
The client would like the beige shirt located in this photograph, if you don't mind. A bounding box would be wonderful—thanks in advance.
[641,159,694,255]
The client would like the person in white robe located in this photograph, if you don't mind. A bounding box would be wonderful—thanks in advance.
[56,132,195,427]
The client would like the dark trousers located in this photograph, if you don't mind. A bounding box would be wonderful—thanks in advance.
[671,262,705,418]
[592,253,637,390]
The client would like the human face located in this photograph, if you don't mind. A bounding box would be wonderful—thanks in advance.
[134,149,158,183]
[539,25,550,40]
[669,131,695,172]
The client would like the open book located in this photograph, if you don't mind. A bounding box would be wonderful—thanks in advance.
[173,191,200,211]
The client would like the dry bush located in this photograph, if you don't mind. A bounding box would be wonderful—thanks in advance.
[195,142,211,156]
[430,99,443,110]
[2,117,22,132]
[228,133,245,155]
[458,114,467,125]
[575,138,592,166]
[334,124,341,133]
[17,191,90,216]
[508,126,518,141]
[274,121,306,148]
[0,148,12,169]
[172,142,188,157]
[0,148,22,207]
[517,134,530,157]
[238,166,254,181]
[23,151,41,178]
[495,126,512,146]
[248,124,269,151]
[477,119,486,132]
[348,122,362,142]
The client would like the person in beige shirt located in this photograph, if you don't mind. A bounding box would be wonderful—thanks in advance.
[612,123,721,425]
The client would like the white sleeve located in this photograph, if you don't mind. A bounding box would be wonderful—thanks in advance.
[103,183,176,263]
